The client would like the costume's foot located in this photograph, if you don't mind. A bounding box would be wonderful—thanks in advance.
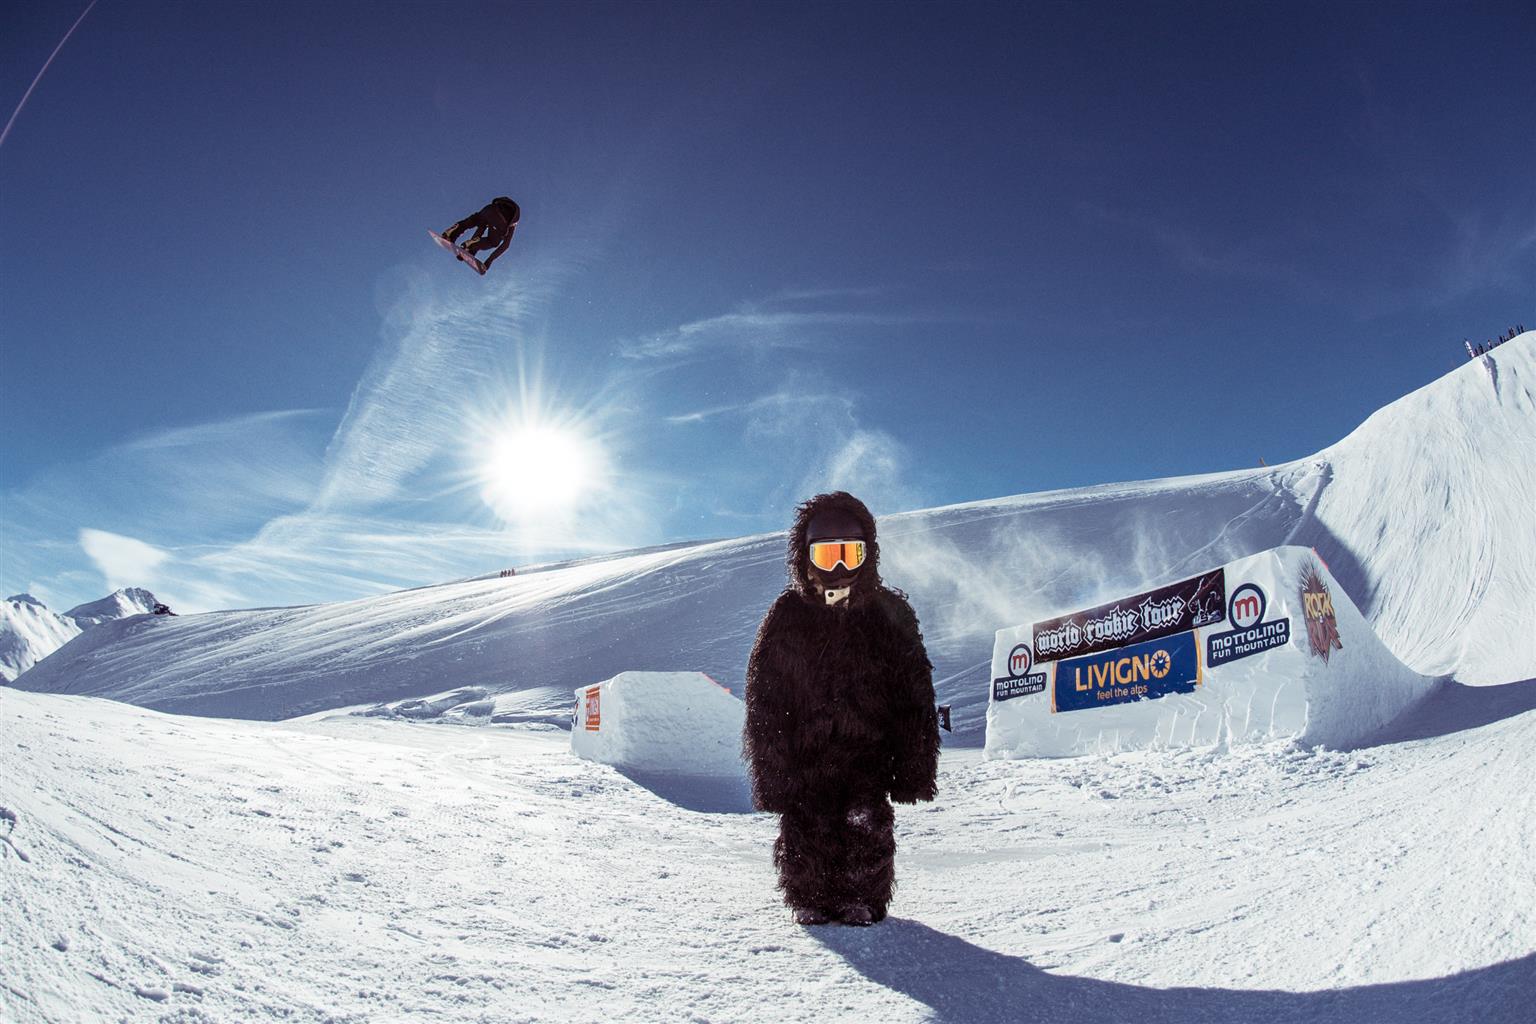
[838,904,875,927]
[792,906,832,926]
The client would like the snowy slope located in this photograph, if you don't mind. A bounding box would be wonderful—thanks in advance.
[14,336,1536,736]
[0,596,81,683]
[1,589,162,684]
[2,687,1532,1023]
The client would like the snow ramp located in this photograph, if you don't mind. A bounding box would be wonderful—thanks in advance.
[986,546,1439,757]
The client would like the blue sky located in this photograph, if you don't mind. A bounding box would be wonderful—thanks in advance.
[2,0,1532,613]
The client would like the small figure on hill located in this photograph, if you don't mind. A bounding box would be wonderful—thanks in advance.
[152,603,175,616]
[440,196,520,274]
[743,491,939,927]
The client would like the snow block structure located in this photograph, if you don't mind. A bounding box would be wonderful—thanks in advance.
[985,546,1440,757]
[570,671,746,775]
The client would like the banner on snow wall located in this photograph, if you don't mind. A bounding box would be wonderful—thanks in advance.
[984,546,1439,758]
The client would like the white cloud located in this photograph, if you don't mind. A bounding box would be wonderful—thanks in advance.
[79,528,169,590]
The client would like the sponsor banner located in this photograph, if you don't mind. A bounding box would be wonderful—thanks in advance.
[1052,629,1202,714]
[1299,561,1343,663]
[1032,568,1227,663]
[992,642,1048,702]
[1207,582,1292,667]
[583,684,602,731]
[994,673,1048,702]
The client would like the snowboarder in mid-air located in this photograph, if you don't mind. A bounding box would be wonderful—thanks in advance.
[432,196,520,275]
[743,491,939,927]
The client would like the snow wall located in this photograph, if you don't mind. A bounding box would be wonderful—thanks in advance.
[985,545,1440,758]
[570,671,746,775]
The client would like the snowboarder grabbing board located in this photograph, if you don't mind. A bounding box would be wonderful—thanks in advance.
[434,196,520,275]
[429,230,486,275]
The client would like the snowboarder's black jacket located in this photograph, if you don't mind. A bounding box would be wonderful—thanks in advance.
[743,491,939,815]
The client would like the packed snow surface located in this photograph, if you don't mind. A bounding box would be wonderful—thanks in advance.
[2,687,1532,1023]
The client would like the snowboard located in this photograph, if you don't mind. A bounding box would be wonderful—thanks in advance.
[428,230,486,275]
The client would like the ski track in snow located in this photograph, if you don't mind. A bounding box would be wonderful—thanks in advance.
[2,689,1533,1023]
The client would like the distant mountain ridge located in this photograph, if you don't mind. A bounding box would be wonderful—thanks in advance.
[0,588,159,683]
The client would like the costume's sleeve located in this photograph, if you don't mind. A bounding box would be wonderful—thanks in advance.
[743,594,797,813]
[887,595,940,804]
[483,227,513,268]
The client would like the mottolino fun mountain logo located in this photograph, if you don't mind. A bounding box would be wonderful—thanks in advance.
[1299,562,1343,663]
[993,642,1048,702]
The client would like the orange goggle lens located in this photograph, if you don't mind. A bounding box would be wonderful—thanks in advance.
[809,540,866,572]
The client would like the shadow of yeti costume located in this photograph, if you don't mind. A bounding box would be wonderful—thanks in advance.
[743,491,939,925]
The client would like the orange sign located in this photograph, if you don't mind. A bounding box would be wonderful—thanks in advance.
[584,685,602,731]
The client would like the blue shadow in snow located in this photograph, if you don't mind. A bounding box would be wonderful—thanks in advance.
[814,917,1534,1024]
[1362,676,1536,745]
[616,768,756,814]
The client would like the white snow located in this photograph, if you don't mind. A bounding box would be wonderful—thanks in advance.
[63,587,158,629]
[986,546,1440,756]
[1,686,1532,1023]
[12,337,1535,730]
[2,335,1534,1021]
[0,596,81,683]
[570,670,747,777]
[0,588,161,683]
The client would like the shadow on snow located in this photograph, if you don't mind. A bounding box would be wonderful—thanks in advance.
[815,917,1535,1024]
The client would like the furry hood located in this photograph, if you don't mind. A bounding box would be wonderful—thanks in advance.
[787,491,884,600]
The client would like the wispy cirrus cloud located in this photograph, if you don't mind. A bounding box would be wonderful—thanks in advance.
[621,309,927,361]
[619,283,952,362]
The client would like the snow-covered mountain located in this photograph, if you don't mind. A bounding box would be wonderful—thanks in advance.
[0,589,161,683]
[63,587,158,628]
[15,336,1535,735]
[0,596,82,683]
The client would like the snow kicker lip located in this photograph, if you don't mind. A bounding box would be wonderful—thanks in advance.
[986,546,1439,758]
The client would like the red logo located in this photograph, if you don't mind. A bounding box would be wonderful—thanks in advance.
[584,685,602,731]
[1008,643,1033,677]
[1229,583,1266,630]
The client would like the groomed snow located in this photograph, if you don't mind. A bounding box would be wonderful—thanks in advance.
[2,687,1532,1023]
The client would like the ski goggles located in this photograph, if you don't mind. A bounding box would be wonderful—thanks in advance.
[808,539,867,572]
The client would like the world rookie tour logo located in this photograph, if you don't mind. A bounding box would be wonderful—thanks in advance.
[993,642,1048,702]
[1299,562,1343,663]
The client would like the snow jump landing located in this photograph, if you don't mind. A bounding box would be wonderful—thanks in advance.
[985,545,1440,758]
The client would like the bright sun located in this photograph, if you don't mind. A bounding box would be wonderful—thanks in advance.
[479,424,602,521]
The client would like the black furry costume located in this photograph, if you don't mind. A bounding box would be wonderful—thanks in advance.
[743,492,939,924]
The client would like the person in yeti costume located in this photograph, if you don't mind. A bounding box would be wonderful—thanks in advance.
[743,491,939,926]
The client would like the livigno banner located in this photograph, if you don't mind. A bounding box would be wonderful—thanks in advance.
[984,546,1437,757]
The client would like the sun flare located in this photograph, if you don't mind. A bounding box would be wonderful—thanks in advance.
[479,423,603,521]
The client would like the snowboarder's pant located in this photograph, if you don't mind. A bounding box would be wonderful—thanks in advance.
[445,207,510,252]
[774,800,895,918]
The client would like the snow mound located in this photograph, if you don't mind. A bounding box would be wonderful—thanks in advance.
[345,686,571,729]
[986,546,1439,757]
[571,671,746,776]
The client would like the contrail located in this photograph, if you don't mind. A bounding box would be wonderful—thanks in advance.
[1,0,101,151]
